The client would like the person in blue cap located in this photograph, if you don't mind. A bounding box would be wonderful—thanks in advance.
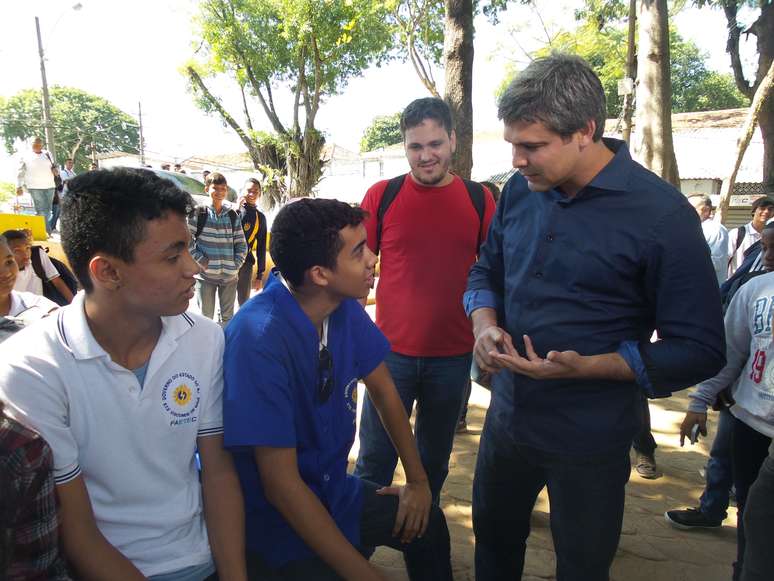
[223,198,453,581]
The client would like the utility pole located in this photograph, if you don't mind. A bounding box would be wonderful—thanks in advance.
[35,16,56,163]
[138,101,145,166]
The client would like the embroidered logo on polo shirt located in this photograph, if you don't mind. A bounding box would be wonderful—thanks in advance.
[161,372,201,427]
[344,377,358,418]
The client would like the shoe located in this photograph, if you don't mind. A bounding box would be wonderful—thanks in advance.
[455,418,467,433]
[664,508,723,530]
[635,453,661,479]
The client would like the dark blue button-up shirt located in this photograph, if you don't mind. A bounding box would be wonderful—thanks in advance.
[464,139,725,454]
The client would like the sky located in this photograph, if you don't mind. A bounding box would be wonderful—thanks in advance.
[0,0,761,179]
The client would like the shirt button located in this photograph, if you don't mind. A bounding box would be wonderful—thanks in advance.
[535,272,543,278]
[546,234,554,242]
[323,473,330,482]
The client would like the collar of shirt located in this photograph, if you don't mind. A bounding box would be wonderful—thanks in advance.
[56,292,196,363]
[560,138,633,201]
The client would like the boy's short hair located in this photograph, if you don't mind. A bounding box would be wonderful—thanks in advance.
[751,196,774,214]
[61,168,194,293]
[400,98,454,137]
[205,172,227,187]
[498,53,607,142]
[1,230,29,244]
[270,198,367,288]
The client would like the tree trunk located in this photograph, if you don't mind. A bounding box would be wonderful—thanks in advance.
[755,5,774,190]
[632,0,680,187]
[762,100,774,191]
[443,0,474,180]
[622,0,637,145]
[286,130,325,198]
[716,58,774,224]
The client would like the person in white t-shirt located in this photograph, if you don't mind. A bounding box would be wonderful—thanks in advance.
[0,168,247,581]
[728,197,774,277]
[16,137,58,235]
[0,234,58,321]
[688,194,729,285]
[3,229,74,303]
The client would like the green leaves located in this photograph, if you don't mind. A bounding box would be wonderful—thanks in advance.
[0,87,139,172]
[360,112,402,152]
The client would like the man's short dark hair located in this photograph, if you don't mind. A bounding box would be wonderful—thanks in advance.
[1,230,28,244]
[498,53,607,142]
[244,178,261,190]
[205,172,227,187]
[270,198,367,288]
[61,168,194,293]
[400,98,454,137]
[751,196,774,214]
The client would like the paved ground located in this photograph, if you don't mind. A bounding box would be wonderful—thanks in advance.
[354,384,738,581]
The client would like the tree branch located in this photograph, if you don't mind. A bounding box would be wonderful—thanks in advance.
[722,0,754,98]
[186,66,258,157]
[240,82,254,131]
[293,46,306,136]
[716,57,774,223]
[309,34,323,127]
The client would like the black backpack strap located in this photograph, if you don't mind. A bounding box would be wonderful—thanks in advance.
[194,207,208,240]
[30,246,46,282]
[729,225,746,267]
[227,209,238,232]
[375,174,407,255]
[462,179,486,252]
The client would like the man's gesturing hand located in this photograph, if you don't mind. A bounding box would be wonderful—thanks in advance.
[377,480,431,544]
[474,325,512,374]
[490,334,587,380]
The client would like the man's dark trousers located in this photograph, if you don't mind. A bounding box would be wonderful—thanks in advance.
[631,394,656,456]
[244,479,453,580]
[741,446,774,581]
[473,411,631,581]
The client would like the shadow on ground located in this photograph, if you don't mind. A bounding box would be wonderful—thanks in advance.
[350,385,737,581]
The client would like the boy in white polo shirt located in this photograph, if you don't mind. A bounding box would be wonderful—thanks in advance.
[0,168,248,581]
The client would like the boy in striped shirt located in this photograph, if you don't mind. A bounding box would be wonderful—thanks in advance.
[189,172,247,326]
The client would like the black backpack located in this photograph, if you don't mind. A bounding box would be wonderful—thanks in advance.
[374,174,487,255]
[192,206,239,240]
[30,246,78,306]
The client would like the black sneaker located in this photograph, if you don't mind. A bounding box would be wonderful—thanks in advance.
[664,508,723,530]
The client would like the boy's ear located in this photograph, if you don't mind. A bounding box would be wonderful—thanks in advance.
[307,265,330,288]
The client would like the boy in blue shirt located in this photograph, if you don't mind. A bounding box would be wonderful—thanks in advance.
[224,198,452,581]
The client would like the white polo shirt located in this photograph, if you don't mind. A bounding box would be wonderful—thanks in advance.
[14,250,58,296]
[9,290,58,318]
[0,293,224,577]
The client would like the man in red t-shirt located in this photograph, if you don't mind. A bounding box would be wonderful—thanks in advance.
[354,98,495,506]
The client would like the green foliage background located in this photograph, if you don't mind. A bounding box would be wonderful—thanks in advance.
[0,86,139,173]
[360,112,402,152]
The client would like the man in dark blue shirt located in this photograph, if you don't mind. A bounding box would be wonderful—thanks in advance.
[464,54,725,581]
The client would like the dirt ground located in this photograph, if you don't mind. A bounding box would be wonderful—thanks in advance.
[355,384,738,581]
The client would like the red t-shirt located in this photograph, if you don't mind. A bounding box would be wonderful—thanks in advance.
[361,174,496,356]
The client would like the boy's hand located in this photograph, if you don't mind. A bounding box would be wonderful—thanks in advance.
[377,480,431,544]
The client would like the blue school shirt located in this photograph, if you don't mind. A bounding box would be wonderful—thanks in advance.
[223,271,390,567]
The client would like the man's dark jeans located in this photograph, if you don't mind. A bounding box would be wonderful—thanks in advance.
[473,412,631,581]
[699,407,734,521]
[355,351,472,504]
[631,394,656,456]
[732,418,772,581]
[245,479,453,581]
[741,445,774,581]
